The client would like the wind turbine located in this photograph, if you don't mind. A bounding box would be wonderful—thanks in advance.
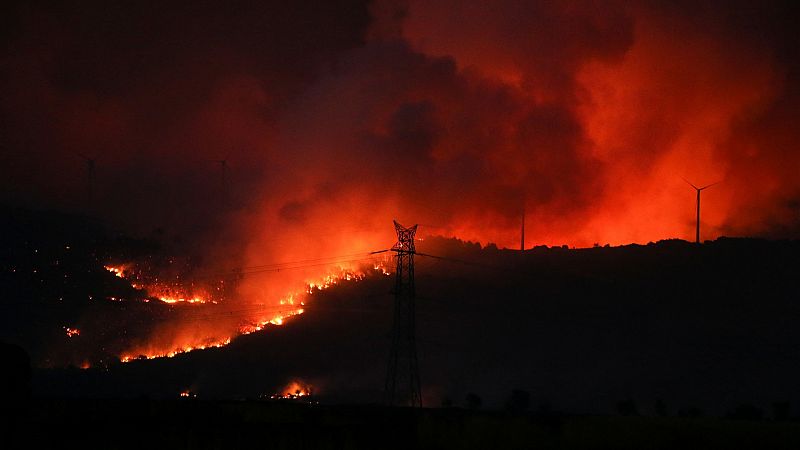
[519,190,528,251]
[520,203,526,251]
[682,178,720,244]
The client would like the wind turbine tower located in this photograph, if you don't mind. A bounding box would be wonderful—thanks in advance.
[683,178,720,244]
[521,205,525,251]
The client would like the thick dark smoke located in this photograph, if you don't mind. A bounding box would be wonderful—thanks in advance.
[2,0,799,260]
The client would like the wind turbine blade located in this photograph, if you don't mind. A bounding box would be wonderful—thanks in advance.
[699,180,722,190]
[681,177,699,190]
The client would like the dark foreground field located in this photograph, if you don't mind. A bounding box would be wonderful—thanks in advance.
[7,399,800,450]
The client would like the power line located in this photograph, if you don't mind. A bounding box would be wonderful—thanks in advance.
[160,250,391,281]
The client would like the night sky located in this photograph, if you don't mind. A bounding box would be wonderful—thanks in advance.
[3,2,800,424]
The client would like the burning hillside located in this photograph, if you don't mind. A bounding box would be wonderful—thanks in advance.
[0,206,394,369]
[103,255,391,364]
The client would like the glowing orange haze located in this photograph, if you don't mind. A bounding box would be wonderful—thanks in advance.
[5,1,798,366]
[377,0,798,247]
[107,260,391,363]
[4,1,797,251]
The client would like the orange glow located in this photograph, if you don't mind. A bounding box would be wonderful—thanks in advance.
[104,265,127,278]
[120,338,231,363]
[155,295,211,305]
[106,262,217,305]
[64,327,80,338]
[114,261,387,363]
[270,380,313,399]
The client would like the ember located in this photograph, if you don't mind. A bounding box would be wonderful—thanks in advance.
[64,327,80,338]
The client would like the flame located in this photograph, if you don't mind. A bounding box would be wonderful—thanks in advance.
[104,265,127,278]
[270,380,313,399]
[156,295,210,304]
[374,261,391,276]
[111,262,389,363]
[106,263,216,305]
[64,327,80,338]
[120,338,232,363]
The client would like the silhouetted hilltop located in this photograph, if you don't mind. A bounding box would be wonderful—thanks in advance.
[4,206,800,416]
[12,209,795,418]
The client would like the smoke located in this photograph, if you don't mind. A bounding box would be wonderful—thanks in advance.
[2,0,799,280]
[392,0,798,245]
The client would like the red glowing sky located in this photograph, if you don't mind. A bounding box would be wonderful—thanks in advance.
[1,0,799,255]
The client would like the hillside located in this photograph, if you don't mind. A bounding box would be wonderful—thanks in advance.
[23,226,800,417]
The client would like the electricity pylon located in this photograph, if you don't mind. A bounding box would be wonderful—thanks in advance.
[385,220,422,407]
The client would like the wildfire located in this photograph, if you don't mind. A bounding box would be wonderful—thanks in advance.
[104,265,127,278]
[270,380,313,400]
[374,262,391,276]
[238,307,305,335]
[120,338,232,363]
[156,295,210,304]
[179,390,197,398]
[105,263,216,305]
[64,326,80,338]
[114,261,390,364]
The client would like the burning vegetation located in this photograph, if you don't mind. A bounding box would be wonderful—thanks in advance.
[63,327,80,338]
[269,380,314,400]
[105,257,391,364]
[0,203,396,370]
[103,264,220,305]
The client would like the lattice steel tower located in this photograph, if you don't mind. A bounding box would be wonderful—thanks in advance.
[385,220,422,407]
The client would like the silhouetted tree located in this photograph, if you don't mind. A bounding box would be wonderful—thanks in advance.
[537,399,553,415]
[465,393,482,410]
[0,341,31,422]
[441,396,453,408]
[654,398,668,417]
[678,406,704,418]
[727,404,764,421]
[505,389,531,414]
[616,399,639,416]
[773,402,791,421]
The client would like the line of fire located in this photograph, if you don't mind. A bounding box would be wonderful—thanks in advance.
[4,1,800,447]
